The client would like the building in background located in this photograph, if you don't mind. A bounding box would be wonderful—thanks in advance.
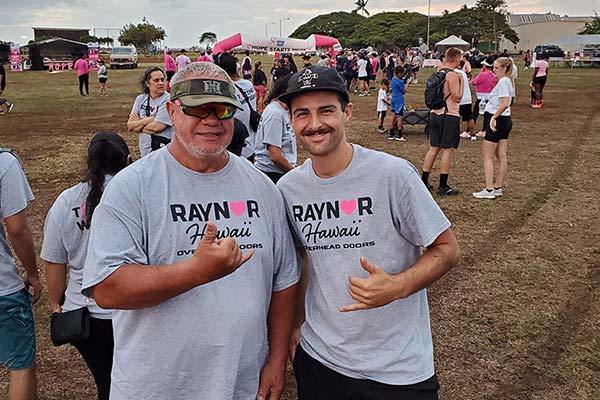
[500,13,594,53]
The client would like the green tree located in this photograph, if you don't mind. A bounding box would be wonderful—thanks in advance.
[98,37,115,46]
[79,34,100,43]
[199,32,217,47]
[291,11,366,45]
[474,0,515,49]
[353,0,370,16]
[579,12,600,34]
[119,17,166,53]
[347,12,428,49]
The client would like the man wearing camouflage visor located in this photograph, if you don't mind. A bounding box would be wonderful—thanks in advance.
[82,62,299,400]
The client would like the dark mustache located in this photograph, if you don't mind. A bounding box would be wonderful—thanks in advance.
[302,127,330,136]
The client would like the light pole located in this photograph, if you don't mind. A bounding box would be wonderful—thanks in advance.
[279,17,290,37]
[426,0,432,48]
[265,22,275,37]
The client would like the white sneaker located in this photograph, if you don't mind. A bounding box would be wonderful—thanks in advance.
[475,131,486,137]
[494,188,503,197]
[472,189,496,199]
[470,136,477,141]
[460,131,470,138]
[395,136,408,142]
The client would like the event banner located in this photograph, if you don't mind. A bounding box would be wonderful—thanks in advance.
[242,36,313,53]
[88,42,99,70]
[10,44,22,72]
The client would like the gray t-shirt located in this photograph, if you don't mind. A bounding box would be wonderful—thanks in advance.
[41,180,113,318]
[234,79,258,159]
[277,145,451,385]
[0,152,34,296]
[82,148,299,400]
[254,101,297,175]
[131,91,173,157]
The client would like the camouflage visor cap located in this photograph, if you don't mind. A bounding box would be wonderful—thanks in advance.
[170,78,242,109]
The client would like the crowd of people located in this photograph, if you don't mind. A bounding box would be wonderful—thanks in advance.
[1,42,545,400]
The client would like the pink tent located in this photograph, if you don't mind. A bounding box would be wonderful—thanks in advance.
[213,33,341,57]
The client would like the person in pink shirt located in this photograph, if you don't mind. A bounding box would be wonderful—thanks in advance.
[471,57,497,137]
[531,53,549,108]
[74,53,90,96]
[197,48,211,63]
[164,49,176,91]
[175,49,191,71]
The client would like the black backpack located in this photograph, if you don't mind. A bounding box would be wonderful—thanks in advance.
[424,68,452,110]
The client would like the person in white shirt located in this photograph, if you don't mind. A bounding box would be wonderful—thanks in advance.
[473,57,515,200]
[175,49,191,71]
[376,78,390,134]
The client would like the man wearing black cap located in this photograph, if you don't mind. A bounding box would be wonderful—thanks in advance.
[277,65,459,400]
[82,62,299,400]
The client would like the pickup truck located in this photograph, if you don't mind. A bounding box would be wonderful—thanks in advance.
[110,46,138,69]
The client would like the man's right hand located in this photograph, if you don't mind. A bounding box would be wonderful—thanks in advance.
[288,326,301,362]
[191,221,254,284]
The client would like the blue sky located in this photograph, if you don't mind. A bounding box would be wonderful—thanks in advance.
[0,0,595,47]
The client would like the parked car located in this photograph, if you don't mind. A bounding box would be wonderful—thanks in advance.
[469,52,488,69]
[110,46,138,69]
[534,45,565,58]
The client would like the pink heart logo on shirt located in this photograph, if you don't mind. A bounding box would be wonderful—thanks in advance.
[340,199,356,215]
[230,201,246,217]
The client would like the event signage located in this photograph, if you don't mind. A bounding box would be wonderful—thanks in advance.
[9,44,23,72]
[242,36,314,53]
[88,42,99,70]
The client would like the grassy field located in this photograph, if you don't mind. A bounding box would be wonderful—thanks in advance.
[1,57,599,400]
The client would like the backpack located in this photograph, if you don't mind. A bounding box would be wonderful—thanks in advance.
[366,59,373,76]
[424,68,452,110]
[234,84,261,132]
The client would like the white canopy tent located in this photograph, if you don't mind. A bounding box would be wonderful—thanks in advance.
[435,35,470,49]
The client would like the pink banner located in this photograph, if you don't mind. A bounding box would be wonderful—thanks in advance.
[88,42,99,70]
[9,44,22,72]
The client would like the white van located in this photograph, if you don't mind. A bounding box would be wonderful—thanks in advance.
[110,46,138,69]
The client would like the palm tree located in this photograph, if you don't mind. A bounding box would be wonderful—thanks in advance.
[353,0,370,16]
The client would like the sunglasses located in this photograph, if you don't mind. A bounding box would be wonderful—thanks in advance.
[177,101,236,120]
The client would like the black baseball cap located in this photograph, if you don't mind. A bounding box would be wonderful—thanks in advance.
[279,66,350,107]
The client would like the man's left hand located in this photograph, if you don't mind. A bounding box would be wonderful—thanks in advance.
[257,357,286,400]
[340,257,403,312]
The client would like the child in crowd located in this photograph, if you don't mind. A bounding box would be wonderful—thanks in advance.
[389,66,407,142]
[376,78,390,133]
[98,60,108,96]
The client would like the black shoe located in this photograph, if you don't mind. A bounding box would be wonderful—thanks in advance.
[437,185,459,196]
[387,134,397,140]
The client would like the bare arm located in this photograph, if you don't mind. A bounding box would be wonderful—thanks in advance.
[127,113,155,133]
[45,262,67,313]
[289,249,309,360]
[447,72,463,103]
[267,145,295,172]
[5,210,42,302]
[256,284,298,400]
[142,120,169,134]
[92,221,253,309]
[341,228,459,312]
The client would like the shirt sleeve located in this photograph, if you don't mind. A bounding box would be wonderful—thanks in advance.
[497,79,511,98]
[0,157,34,219]
[131,95,142,114]
[390,161,451,247]
[260,111,284,148]
[153,97,172,127]
[270,189,300,292]
[40,196,68,263]
[82,175,148,296]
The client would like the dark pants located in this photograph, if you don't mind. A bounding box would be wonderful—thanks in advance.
[72,317,114,400]
[263,171,285,184]
[293,345,439,400]
[78,73,89,95]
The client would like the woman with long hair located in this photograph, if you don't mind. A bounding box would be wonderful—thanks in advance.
[253,61,267,112]
[42,132,131,400]
[531,53,549,108]
[254,74,296,184]
[472,57,514,199]
[127,66,173,157]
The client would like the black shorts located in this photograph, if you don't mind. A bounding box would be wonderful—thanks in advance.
[429,113,460,149]
[359,76,369,82]
[293,345,439,400]
[459,104,472,121]
[483,113,512,143]
[378,110,387,120]
[471,99,481,122]
[99,78,107,83]
[166,70,175,81]
[533,76,547,87]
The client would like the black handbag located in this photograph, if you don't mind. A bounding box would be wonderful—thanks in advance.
[50,307,90,346]
[151,134,171,151]
[234,84,261,131]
